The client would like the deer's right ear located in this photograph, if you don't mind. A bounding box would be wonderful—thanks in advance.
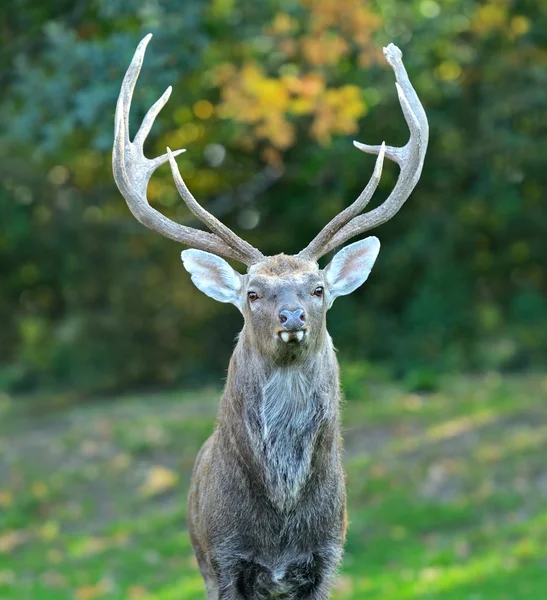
[181,249,243,309]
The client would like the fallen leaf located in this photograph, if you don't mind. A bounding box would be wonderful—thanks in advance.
[0,530,27,553]
[128,585,149,599]
[140,466,178,497]
[75,582,106,600]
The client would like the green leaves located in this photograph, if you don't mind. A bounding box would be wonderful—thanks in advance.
[1,0,546,392]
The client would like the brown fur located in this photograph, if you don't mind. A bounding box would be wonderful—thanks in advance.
[250,254,317,277]
[187,255,347,599]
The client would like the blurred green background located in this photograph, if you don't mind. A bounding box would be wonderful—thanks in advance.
[1,0,546,598]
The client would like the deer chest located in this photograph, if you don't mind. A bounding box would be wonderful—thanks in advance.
[251,369,325,510]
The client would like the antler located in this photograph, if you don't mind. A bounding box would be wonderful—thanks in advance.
[113,34,264,266]
[298,44,429,261]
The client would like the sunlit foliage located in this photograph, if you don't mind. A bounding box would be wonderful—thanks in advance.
[0,0,546,392]
[215,0,380,153]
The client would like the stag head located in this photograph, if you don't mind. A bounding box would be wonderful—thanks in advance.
[113,35,428,363]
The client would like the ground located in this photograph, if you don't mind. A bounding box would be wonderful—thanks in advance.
[0,372,546,599]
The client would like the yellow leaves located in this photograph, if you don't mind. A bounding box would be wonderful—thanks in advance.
[472,2,508,35]
[436,61,462,82]
[289,97,315,116]
[301,0,382,66]
[215,1,379,151]
[220,61,366,148]
[269,13,299,36]
[218,63,295,149]
[256,117,295,150]
[0,490,13,508]
[193,99,213,120]
[75,581,107,600]
[293,72,324,97]
[140,466,179,497]
[221,63,290,121]
[327,85,366,120]
[301,34,348,66]
[257,79,291,113]
[312,85,367,145]
[472,1,530,39]
[510,15,530,37]
[302,0,381,42]
[211,62,237,86]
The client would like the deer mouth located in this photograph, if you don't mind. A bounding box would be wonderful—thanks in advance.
[278,330,306,343]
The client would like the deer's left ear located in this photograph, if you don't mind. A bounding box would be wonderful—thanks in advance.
[324,237,380,306]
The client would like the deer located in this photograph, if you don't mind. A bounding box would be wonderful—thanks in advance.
[113,34,428,600]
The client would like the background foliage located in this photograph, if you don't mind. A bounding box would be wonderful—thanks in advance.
[1,0,546,393]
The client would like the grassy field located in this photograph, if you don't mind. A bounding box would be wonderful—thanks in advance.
[0,372,546,599]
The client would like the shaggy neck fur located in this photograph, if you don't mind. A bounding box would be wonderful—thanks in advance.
[220,333,340,512]
[258,366,321,510]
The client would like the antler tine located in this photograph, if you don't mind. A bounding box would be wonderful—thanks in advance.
[113,34,264,266]
[166,149,263,262]
[297,143,386,261]
[298,43,429,261]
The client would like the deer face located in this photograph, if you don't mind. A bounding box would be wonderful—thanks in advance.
[181,237,380,362]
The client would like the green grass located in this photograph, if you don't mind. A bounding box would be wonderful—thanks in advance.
[0,373,546,599]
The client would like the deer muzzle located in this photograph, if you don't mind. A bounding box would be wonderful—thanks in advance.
[278,308,307,343]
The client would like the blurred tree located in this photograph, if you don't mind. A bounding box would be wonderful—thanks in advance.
[0,0,545,393]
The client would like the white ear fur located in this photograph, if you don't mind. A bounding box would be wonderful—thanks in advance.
[181,249,243,309]
[324,237,380,306]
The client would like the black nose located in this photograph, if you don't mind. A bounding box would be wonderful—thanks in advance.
[279,308,306,331]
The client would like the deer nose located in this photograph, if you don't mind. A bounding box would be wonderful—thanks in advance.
[279,308,306,331]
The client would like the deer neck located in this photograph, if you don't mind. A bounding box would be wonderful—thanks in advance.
[220,333,341,510]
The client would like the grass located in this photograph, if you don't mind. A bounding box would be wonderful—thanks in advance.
[0,373,546,599]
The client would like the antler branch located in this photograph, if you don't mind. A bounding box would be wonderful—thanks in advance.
[298,44,429,261]
[112,34,264,266]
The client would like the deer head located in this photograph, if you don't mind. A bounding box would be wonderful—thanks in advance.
[113,35,428,364]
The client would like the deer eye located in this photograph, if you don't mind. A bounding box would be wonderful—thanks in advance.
[247,291,259,302]
[313,286,324,297]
